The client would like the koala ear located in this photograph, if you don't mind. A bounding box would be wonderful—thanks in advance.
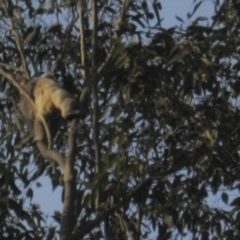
[43,72,55,79]
[16,75,29,85]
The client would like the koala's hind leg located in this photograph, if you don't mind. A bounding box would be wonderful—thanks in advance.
[33,118,46,142]
[61,98,81,120]
[51,90,81,120]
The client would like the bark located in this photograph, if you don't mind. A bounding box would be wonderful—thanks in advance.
[60,118,79,240]
[91,0,101,209]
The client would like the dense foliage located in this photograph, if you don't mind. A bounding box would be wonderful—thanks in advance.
[1,0,240,239]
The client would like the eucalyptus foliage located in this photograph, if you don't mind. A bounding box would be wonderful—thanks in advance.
[0,0,240,239]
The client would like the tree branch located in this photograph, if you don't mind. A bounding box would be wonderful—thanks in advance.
[78,0,91,120]
[91,0,101,209]
[60,118,78,240]
[79,0,87,79]
[1,2,30,78]
[0,62,25,72]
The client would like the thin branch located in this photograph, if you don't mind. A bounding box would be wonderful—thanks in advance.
[136,206,142,240]
[0,62,25,72]
[1,2,30,78]
[78,0,91,119]
[11,29,30,78]
[14,133,34,150]
[79,0,87,79]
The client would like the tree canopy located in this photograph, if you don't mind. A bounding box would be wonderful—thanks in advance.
[0,0,240,239]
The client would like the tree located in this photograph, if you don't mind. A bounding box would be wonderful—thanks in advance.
[0,0,240,239]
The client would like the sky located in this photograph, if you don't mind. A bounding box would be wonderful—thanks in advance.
[29,0,228,237]
[161,0,216,27]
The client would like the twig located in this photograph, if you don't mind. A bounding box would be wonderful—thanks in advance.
[79,1,87,79]
[1,2,30,78]
[78,0,91,120]
[60,118,78,239]
[0,62,25,72]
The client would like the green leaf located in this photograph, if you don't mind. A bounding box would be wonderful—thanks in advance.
[26,188,33,200]
[189,1,203,18]
[221,192,229,204]
[195,16,208,21]
[230,197,240,207]
[105,6,116,14]
[163,214,174,228]
[23,27,40,45]
[200,204,209,212]
[201,58,214,66]
[175,15,184,23]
